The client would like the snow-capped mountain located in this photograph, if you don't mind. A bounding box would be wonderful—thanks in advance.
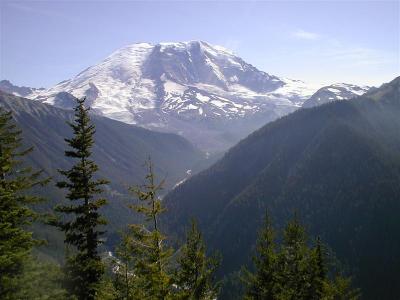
[302,83,370,108]
[20,41,320,151]
[29,41,315,119]
[3,41,322,151]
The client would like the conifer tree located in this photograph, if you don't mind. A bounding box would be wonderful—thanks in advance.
[113,227,144,300]
[52,97,108,300]
[309,237,326,299]
[277,215,310,299]
[173,220,220,300]
[0,107,47,299]
[244,213,359,300]
[243,211,277,300]
[15,257,68,299]
[116,159,172,299]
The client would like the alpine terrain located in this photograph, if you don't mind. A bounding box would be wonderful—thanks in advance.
[3,41,369,152]
[302,83,370,108]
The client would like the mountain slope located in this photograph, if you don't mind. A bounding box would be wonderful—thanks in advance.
[164,77,400,299]
[302,83,370,108]
[0,91,203,189]
[0,91,205,258]
[0,79,45,97]
[18,41,319,151]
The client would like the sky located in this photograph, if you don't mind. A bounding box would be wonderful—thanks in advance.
[0,0,399,88]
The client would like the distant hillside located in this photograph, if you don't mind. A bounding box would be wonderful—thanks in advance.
[0,79,45,97]
[302,83,370,108]
[164,77,400,299]
[0,91,204,259]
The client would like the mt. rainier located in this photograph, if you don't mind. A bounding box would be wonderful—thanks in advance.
[10,41,366,151]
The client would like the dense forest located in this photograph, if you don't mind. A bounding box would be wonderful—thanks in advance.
[165,77,400,299]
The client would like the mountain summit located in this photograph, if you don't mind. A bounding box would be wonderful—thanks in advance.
[6,41,368,151]
[16,41,316,151]
[31,41,313,116]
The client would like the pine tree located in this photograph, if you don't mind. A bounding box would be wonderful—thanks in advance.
[116,158,172,299]
[0,108,47,299]
[15,257,68,299]
[173,220,220,300]
[244,213,360,300]
[113,227,144,300]
[243,211,277,300]
[323,276,360,300]
[277,215,310,299]
[52,97,108,300]
[309,237,326,299]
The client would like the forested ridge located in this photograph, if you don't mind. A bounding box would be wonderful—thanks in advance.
[165,77,400,299]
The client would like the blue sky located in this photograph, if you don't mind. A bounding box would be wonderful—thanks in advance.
[1,0,399,88]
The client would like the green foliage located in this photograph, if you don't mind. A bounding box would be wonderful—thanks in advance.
[173,220,220,300]
[113,227,145,300]
[242,211,277,300]
[276,216,311,299]
[0,91,203,265]
[14,256,68,300]
[114,159,172,299]
[309,237,325,298]
[114,162,220,300]
[0,107,47,299]
[95,276,118,300]
[51,97,109,299]
[243,213,359,300]
[219,271,245,300]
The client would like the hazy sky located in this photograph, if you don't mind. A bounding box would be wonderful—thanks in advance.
[1,0,399,88]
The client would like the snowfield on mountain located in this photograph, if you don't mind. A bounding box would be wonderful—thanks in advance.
[4,41,369,151]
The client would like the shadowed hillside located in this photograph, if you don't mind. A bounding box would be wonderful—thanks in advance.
[164,77,400,299]
[0,91,205,259]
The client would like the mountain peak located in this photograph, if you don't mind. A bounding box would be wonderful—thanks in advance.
[302,82,370,108]
[0,79,44,98]
[4,41,321,151]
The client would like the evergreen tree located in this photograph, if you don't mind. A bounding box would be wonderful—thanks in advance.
[0,108,47,299]
[173,220,220,300]
[244,213,359,300]
[52,97,108,300]
[309,237,326,299]
[243,211,277,300]
[276,215,310,299]
[115,158,172,299]
[322,276,360,300]
[113,227,144,300]
[95,276,118,300]
[15,257,68,299]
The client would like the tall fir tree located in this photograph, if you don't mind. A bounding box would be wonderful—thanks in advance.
[277,215,310,299]
[243,211,277,300]
[0,107,47,299]
[309,236,326,299]
[52,97,109,300]
[115,158,172,299]
[173,220,220,300]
